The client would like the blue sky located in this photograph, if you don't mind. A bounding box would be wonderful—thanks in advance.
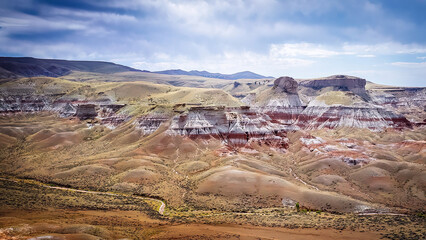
[0,0,425,86]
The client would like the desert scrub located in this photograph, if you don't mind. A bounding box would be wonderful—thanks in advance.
[0,178,154,213]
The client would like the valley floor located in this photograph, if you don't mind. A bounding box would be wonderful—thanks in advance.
[0,177,424,240]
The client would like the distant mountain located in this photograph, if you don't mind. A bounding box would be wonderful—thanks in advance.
[154,69,272,80]
[0,57,141,78]
[0,57,272,81]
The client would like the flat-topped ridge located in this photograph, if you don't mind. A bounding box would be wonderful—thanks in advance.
[299,75,366,95]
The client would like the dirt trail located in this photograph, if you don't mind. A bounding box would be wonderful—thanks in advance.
[0,177,166,215]
[0,176,404,217]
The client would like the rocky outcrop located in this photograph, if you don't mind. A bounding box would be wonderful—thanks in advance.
[273,76,298,94]
[0,92,130,127]
[98,104,126,120]
[300,75,367,96]
[58,102,76,117]
[98,104,128,128]
[136,113,171,135]
[167,106,288,148]
[297,104,411,130]
[75,104,97,120]
[256,76,412,131]
[370,88,426,123]
[256,77,305,126]
[0,95,49,113]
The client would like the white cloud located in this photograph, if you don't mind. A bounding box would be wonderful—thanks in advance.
[153,52,171,61]
[343,42,426,55]
[356,54,375,58]
[391,62,426,68]
[47,7,138,24]
[270,42,426,59]
[270,43,345,58]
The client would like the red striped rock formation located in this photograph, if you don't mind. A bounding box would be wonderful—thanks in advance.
[136,113,171,135]
[297,90,412,130]
[167,106,288,148]
[252,76,306,127]
[254,76,412,131]
[0,95,48,113]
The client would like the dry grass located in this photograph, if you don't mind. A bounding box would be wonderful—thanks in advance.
[315,91,364,105]
[1,177,425,240]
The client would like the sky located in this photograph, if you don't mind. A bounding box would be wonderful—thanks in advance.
[0,0,425,87]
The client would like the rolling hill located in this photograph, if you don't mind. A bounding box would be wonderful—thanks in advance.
[0,57,272,81]
[0,57,142,78]
[154,69,272,80]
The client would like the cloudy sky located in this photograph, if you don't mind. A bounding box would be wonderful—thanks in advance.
[1,0,425,86]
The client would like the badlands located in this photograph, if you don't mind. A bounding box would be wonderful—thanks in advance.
[0,57,424,239]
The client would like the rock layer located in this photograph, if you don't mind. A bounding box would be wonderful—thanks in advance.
[136,113,171,135]
[168,106,288,148]
[300,75,367,96]
[297,104,411,130]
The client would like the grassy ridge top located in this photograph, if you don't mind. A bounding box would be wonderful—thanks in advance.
[0,57,141,78]
[1,75,242,109]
